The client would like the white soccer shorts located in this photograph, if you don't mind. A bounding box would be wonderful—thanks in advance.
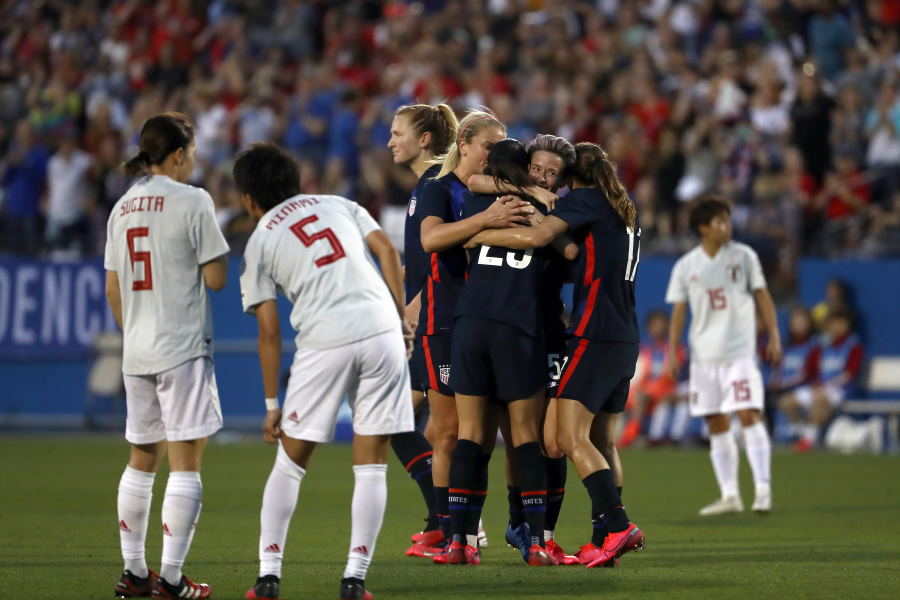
[281,328,414,443]
[794,384,846,409]
[124,356,223,444]
[688,357,764,417]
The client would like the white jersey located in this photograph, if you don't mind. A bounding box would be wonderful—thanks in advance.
[665,241,766,364]
[240,194,400,349]
[104,174,230,375]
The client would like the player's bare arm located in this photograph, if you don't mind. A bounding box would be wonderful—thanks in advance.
[365,229,415,357]
[404,291,421,331]
[529,210,579,260]
[254,299,282,444]
[365,229,405,317]
[468,213,569,250]
[753,288,783,364]
[104,270,124,330]
[201,255,228,291]
[420,197,533,253]
[667,301,688,380]
[466,174,558,210]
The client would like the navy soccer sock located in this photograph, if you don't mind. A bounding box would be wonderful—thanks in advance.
[545,456,567,533]
[391,431,437,530]
[514,442,548,548]
[448,439,482,545]
[583,470,629,535]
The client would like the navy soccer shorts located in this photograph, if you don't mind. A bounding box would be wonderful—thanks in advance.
[414,334,454,396]
[451,316,546,402]
[555,337,639,414]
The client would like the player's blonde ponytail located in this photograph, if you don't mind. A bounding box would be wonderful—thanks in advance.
[432,109,505,179]
[395,103,459,159]
[572,142,636,230]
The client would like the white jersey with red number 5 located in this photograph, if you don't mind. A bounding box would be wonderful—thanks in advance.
[104,174,230,376]
[664,241,766,364]
[240,194,400,349]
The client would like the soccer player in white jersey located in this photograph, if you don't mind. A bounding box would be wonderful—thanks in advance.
[665,197,782,515]
[105,113,229,600]
[234,143,414,600]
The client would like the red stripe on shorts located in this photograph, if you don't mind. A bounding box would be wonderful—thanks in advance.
[574,279,601,337]
[422,335,439,390]
[558,338,589,397]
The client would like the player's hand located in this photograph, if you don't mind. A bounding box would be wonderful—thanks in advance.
[667,349,681,380]
[766,336,783,365]
[483,195,534,229]
[262,409,282,444]
[528,186,558,211]
[402,320,415,359]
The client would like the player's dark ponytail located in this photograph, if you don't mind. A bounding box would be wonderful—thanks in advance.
[122,113,194,177]
[572,142,636,230]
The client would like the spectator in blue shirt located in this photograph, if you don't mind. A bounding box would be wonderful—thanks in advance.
[2,120,49,255]
[808,1,856,83]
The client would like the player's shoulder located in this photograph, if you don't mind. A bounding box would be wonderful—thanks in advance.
[673,245,703,270]
[726,240,760,260]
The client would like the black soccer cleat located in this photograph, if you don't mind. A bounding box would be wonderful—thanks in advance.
[339,577,373,600]
[115,569,157,598]
[245,574,280,600]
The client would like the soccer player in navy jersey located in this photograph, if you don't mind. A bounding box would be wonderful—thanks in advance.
[470,143,645,568]
[471,134,581,564]
[437,139,578,566]
[415,110,533,554]
[387,103,459,556]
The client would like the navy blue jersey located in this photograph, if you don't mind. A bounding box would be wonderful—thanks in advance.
[541,250,572,347]
[549,188,640,344]
[404,164,441,301]
[455,192,549,339]
[417,172,469,336]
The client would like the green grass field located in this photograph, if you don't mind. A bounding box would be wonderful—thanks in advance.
[1,435,899,600]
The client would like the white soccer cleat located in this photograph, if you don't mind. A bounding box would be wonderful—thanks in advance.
[752,484,772,513]
[477,518,488,548]
[699,496,744,516]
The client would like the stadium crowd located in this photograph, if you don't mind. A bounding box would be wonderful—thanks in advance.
[2,0,900,295]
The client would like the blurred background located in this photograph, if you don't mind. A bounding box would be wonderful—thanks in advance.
[0,0,898,452]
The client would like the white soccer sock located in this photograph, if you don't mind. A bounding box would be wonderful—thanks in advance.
[343,464,387,581]
[742,422,772,488]
[648,403,672,441]
[160,471,203,585]
[259,443,306,578]
[544,530,554,541]
[118,465,155,578]
[671,401,690,441]
[709,431,739,499]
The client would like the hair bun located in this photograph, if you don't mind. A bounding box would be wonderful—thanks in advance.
[137,150,150,162]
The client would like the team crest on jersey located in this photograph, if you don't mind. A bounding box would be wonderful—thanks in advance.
[439,365,451,385]
[726,263,742,282]
[408,197,417,216]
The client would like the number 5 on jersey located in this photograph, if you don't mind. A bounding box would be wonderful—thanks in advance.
[290,215,346,267]
[126,227,152,291]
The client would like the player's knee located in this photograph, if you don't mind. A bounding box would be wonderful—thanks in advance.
[556,429,579,456]
[434,427,458,455]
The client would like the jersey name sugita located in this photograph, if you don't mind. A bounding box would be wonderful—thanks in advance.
[119,195,165,216]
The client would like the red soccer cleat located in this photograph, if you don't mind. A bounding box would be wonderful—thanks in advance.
[586,523,645,568]
[526,544,559,566]
[465,544,481,565]
[545,539,580,565]
[152,574,212,599]
[406,530,446,557]
[245,575,279,599]
[410,527,443,544]
[574,543,620,567]
[115,569,158,598]
[433,542,481,565]
[792,438,813,453]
